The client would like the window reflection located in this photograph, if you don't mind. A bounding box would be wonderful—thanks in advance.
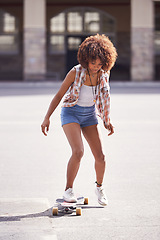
[0,35,14,44]
[67,12,82,32]
[155,32,160,54]
[50,35,64,53]
[49,9,116,54]
[155,15,160,54]
[84,12,100,32]
[68,37,81,50]
[50,13,65,33]
[0,10,18,54]
[0,35,17,53]
[4,13,16,32]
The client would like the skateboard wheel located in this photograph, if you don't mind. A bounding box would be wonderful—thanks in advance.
[84,198,88,205]
[52,207,58,216]
[76,207,82,216]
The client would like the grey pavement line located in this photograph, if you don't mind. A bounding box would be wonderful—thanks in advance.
[0,81,160,88]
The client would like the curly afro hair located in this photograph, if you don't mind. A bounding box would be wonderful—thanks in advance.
[77,34,117,71]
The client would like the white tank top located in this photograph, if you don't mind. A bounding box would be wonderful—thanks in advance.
[77,84,95,107]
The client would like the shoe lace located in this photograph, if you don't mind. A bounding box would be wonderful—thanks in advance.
[68,189,74,197]
[99,188,106,199]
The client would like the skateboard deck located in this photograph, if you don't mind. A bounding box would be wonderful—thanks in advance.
[52,195,88,216]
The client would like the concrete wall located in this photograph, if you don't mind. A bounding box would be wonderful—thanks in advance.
[131,0,154,81]
[23,0,46,80]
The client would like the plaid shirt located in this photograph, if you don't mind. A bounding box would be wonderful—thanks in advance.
[62,64,111,129]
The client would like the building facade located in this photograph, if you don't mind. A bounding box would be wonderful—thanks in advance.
[0,0,160,81]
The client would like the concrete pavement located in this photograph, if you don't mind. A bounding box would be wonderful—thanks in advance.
[0,81,160,240]
[0,198,56,240]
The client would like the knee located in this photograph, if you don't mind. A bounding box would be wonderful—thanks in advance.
[96,153,106,164]
[72,148,84,161]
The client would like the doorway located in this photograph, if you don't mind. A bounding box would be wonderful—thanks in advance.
[66,35,87,72]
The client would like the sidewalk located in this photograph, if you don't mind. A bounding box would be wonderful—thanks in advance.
[0,80,160,88]
[0,80,160,96]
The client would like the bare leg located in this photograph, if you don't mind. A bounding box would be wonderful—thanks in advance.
[82,124,106,185]
[63,123,84,190]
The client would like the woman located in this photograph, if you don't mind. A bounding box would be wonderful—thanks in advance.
[41,34,117,206]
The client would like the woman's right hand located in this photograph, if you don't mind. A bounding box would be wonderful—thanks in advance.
[41,118,50,136]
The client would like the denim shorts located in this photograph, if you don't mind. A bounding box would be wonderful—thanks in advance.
[61,104,98,128]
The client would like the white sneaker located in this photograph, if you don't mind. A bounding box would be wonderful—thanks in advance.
[95,186,108,206]
[63,188,77,203]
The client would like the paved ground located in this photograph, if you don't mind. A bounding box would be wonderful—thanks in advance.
[0,81,160,240]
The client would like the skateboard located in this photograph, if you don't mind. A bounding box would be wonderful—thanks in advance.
[52,196,88,216]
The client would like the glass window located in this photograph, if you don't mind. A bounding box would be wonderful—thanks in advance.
[4,13,16,32]
[155,15,160,55]
[0,10,18,54]
[49,8,116,55]
[67,12,82,33]
[102,16,115,33]
[50,13,65,33]
[0,35,17,53]
[50,35,64,53]
[155,32,160,54]
[84,12,100,33]
[68,37,81,50]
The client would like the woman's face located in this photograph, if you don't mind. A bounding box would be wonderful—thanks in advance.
[88,58,103,74]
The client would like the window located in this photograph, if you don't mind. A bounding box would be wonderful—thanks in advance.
[67,12,83,32]
[155,14,160,55]
[50,35,65,53]
[84,12,100,33]
[0,10,19,54]
[49,8,116,54]
[68,37,81,50]
[3,13,16,32]
[50,13,65,33]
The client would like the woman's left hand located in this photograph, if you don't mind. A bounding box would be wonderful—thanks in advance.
[108,123,114,136]
[104,123,114,136]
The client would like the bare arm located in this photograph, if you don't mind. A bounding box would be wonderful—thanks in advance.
[41,68,75,136]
